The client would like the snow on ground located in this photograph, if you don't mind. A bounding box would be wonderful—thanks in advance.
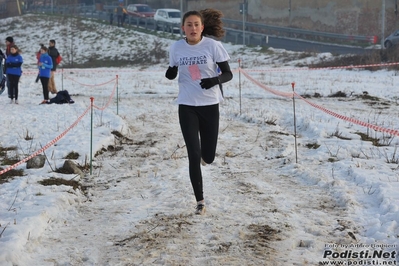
[0,14,398,266]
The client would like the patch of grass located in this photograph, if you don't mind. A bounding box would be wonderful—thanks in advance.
[328,91,347,98]
[351,93,391,108]
[270,130,289,136]
[305,143,320,149]
[355,131,394,147]
[0,168,24,184]
[300,92,322,98]
[265,117,277,126]
[2,157,20,166]
[64,151,79,160]
[354,132,380,146]
[358,93,380,101]
[0,146,17,157]
[23,129,34,141]
[329,130,351,140]
[0,146,24,183]
[38,178,88,192]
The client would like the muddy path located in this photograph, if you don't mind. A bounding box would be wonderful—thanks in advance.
[26,95,359,265]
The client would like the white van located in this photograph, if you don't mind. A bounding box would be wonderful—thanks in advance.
[154,8,181,32]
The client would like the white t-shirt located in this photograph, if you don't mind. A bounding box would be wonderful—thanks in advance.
[169,36,230,106]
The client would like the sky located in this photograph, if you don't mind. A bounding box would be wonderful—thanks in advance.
[0,14,399,266]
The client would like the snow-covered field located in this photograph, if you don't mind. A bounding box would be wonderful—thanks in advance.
[0,14,398,265]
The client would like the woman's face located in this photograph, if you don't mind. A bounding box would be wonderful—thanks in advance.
[10,47,17,54]
[182,15,204,45]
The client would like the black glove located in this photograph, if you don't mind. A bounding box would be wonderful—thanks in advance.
[165,66,178,80]
[6,62,22,68]
[200,77,219,89]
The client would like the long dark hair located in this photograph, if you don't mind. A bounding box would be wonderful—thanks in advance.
[10,45,21,54]
[200,8,225,39]
[182,9,225,39]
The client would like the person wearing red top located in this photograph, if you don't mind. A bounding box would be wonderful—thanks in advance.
[5,37,14,56]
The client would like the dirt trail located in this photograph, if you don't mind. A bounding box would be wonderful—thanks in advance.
[26,96,359,265]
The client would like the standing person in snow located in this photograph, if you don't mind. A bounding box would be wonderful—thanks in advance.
[47,39,59,94]
[165,10,233,215]
[5,36,14,97]
[5,45,23,104]
[5,36,14,57]
[116,4,124,27]
[35,43,44,83]
[109,9,114,25]
[37,46,53,104]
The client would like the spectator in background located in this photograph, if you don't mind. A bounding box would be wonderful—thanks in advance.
[5,36,14,98]
[48,39,59,94]
[109,9,114,25]
[5,45,23,104]
[36,44,44,62]
[37,46,53,104]
[35,43,44,83]
[5,36,14,57]
[116,4,127,27]
[122,6,127,26]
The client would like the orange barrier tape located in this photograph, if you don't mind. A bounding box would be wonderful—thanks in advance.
[65,76,117,87]
[243,62,399,72]
[239,68,399,136]
[294,92,399,136]
[0,74,120,176]
[240,68,293,98]
[93,81,118,111]
[0,105,91,176]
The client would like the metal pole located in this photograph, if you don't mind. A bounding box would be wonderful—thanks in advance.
[116,75,119,115]
[180,0,183,36]
[90,97,94,175]
[292,82,298,163]
[239,59,242,115]
[242,2,246,45]
[61,68,64,91]
[381,0,386,48]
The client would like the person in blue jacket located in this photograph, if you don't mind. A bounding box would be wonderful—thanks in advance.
[5,45,23,104]
[38,46,53,104]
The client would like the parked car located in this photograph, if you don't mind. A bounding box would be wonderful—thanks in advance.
[154,8,181,32]
[126,4,155,18]
[384,30,399,48]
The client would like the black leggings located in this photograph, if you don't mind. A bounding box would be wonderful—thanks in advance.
[7,74,20,100]
[178,104,219,202]
[40,77,50,100]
